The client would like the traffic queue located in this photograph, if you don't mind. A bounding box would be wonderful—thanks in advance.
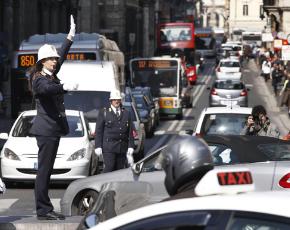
[0,17,290,227]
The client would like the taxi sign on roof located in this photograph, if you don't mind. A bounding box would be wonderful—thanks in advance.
[195,168,255,197]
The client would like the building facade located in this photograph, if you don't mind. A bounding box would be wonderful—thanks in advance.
[263,0,290,35]
[228,0,266,34]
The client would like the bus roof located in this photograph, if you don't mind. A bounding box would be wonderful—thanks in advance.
[17,33,120,52]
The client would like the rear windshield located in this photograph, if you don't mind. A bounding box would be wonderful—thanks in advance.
[214,82,244,90]
[220,61,240,68]
[12,115,84,137]
[257,143,290,161]
[200,113,249,135]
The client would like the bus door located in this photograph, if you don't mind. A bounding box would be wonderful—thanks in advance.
[130,58,183,119]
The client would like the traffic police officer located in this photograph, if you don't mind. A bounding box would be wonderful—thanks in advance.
[160,135,214,201]
[29,15,77,220]
[95,90,135,173]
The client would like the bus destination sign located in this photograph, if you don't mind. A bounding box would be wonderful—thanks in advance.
[18,52,97,68]
[132,60,177,70]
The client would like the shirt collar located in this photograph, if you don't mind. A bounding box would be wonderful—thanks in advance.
[110,105,121,114]
[42,68,53,76]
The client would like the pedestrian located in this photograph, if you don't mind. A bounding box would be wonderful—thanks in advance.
[271,62,283,96]
[95,90,135,173]
[28,15,77,220]
[261,58,271,82]
[241,105,280,138]
[279,72,290,116]
[159,135,214,201]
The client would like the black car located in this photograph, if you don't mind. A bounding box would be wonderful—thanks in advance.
[131,87,160,127]
[132,94,155,137]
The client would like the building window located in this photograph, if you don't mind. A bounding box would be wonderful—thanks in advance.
[243,5,248,16]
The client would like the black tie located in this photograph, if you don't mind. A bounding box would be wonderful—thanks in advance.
[116,108,120,117]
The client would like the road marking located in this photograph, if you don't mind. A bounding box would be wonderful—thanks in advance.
[0,199,18,212]
[168,119,178,131]
[154,130,165,135]
[176,109,192,131]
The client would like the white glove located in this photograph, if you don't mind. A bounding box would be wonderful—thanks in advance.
[95,148,102,157]
[68,15,76,39]
[0,178,6,194]
[126,148,134,167]
[63,82,78,91]
[127,148,134,155]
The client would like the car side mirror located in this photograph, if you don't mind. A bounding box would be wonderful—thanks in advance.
[0,133,8,140]
[84,214,99,228]
[131,162,144,175]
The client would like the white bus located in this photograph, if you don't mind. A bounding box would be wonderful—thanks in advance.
[11,33,125,118]
[241,31,262,47]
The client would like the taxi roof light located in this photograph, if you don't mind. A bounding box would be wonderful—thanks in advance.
[194,168,255,197]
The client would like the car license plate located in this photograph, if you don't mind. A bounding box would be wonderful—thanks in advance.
[221,100,237,106]
[34,162,38,170]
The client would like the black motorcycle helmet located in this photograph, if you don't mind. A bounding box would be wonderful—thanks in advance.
[161,135,214,196]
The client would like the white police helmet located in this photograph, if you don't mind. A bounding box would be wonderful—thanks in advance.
[109,90,122,100]
[37,44,60,63]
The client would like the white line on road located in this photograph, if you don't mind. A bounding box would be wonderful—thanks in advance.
[176,109,192,131]
[0,199,18,212]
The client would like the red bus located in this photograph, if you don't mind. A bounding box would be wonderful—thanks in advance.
[155,22,197,85]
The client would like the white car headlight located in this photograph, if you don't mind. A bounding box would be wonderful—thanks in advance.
[4,148,20,160]
[67,148,86,161]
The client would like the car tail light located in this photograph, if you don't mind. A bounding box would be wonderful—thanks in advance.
[240,90,247,96]
[211,88,218,95]
[279,173,290,188]
[132,129,138,139]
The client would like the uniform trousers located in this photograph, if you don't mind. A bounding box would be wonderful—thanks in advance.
[35,135,60,215]
[103,152,127,173]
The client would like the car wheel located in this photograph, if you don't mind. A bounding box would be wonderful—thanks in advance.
[71,190,99,216]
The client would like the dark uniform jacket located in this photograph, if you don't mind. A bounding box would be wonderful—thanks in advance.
[95,107,135,154]
[30,39,72,137]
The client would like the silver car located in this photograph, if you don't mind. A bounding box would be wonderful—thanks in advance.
[208,79,249,107]
[60,135,290,216]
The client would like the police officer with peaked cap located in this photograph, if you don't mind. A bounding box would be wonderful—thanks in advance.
[28,15,78,220]
[95,90,135,172]
[160,135,214,201]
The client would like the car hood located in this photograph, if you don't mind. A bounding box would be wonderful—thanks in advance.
[3,137,88,156]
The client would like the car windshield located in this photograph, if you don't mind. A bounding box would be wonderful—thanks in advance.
[12,115,84,137]
[220,61,240,68]
[257,143,290,160]
[200,113,249,135]
[215,81,244,90]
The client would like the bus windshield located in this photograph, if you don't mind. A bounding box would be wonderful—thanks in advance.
[160,25,192,43]
[132,69,178,97]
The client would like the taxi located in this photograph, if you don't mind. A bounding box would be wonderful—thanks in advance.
[83,168,290,229]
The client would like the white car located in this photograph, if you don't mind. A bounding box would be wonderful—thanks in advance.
[216,58,242,80]
[192,105,252,136]
[0,110,98,182]
[86,169,290,230]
